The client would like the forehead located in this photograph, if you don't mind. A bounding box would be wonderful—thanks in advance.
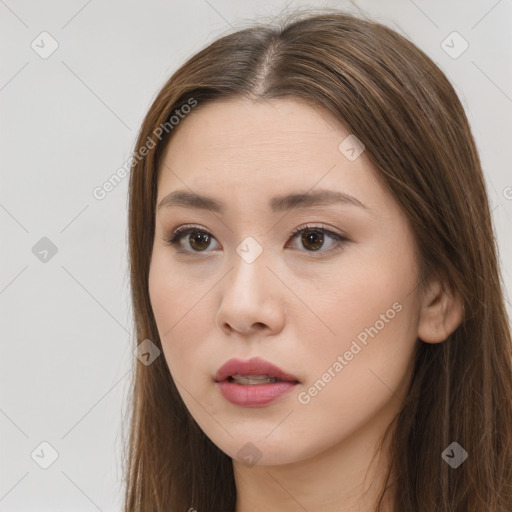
[174,97,346,141]
[157,97,364,192]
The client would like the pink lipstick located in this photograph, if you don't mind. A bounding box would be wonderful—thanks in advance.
[214,357,300,407]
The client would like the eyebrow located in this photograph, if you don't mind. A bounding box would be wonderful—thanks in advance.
[157,189,367,213]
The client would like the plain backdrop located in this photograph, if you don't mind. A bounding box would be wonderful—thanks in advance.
[1,0,511,510]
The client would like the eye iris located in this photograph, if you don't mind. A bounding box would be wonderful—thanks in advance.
[302,229,323,251]
[190,232,210,251]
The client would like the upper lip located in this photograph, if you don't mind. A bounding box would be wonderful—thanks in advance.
[214,357,300,383]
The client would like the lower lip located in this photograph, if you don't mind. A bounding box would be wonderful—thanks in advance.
[217,380,298,407]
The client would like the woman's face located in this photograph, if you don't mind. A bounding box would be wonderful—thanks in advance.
[149,98,423,466]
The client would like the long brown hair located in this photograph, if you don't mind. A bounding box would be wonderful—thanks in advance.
[122,8,512,511]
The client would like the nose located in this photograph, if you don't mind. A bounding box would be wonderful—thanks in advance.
[215,248,286,337]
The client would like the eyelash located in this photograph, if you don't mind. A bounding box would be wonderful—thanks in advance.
[162,223,349,257]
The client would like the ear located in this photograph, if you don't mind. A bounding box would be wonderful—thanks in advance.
[417,277,464,343]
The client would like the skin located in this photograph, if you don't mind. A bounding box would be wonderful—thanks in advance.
[148,98,463,512]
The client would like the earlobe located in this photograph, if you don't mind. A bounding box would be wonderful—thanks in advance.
[417,278,464,343]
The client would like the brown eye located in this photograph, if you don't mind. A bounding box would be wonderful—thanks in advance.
[299,229,324,251]
[165,226,220,253]
[188,231,211,251]
[288,225,347,254]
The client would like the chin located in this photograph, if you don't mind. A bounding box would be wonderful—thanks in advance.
[210,431,317,467]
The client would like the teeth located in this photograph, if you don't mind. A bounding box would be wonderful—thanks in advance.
[231,373,281,385]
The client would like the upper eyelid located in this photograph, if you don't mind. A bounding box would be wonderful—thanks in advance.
[168,223,344,239]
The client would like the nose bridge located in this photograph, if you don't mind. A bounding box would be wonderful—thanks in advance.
[228,234,270,298]
[215,234,284,335]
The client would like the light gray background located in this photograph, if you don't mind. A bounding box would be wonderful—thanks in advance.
[1,0,511,510]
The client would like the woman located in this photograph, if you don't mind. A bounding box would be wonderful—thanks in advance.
[122,9,512,512]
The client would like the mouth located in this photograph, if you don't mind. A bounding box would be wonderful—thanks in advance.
[227,374,287,385]
[214,357,301,384]
[214,357,300,407]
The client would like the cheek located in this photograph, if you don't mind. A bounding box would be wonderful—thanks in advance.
[149,251,205,331]
[306,254,416,346]
[148,254,222,388]
[297,239,420,403]
[300,295,417,397]
[291,297,418,459]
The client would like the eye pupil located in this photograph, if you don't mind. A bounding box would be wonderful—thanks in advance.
[190,232,210,251]
[302,230,324,251]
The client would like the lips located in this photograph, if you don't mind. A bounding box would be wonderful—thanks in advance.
[214,357,300,407]
[214,357,300,383]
